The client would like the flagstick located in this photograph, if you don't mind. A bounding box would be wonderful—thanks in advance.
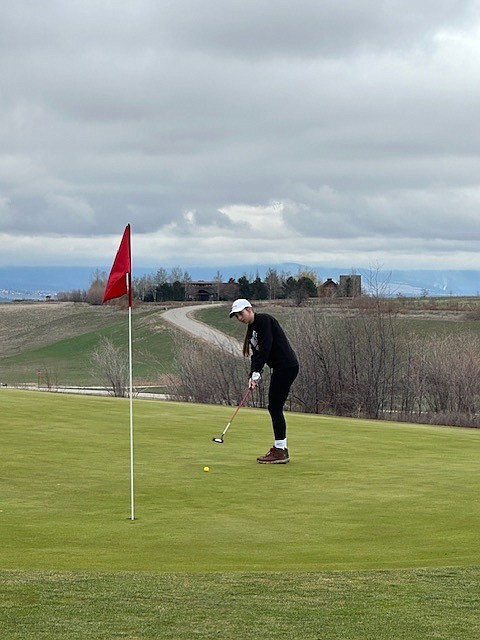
[102,224,134,522]
[127,275,135,521]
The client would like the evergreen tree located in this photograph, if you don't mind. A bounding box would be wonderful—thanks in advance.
[238,275,251,298]
[251,275,268,300]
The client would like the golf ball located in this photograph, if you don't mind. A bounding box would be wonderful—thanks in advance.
[203,466,210,472]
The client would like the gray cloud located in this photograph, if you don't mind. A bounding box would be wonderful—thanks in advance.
[0,1,479,268]
[159,0,474,57]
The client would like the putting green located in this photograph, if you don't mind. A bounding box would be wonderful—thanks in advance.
[2,389,480,572]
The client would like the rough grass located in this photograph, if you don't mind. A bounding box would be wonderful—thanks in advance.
[195,301,480,339]
[0,303,176,385]
[0,303,122,357]
[2,389,480,639]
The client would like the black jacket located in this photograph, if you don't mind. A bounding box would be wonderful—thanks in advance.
[248,313,299,375]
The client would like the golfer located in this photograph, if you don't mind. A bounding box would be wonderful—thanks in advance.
[229,298,299,464]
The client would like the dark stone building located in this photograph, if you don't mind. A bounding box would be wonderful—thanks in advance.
[185,281,239,302]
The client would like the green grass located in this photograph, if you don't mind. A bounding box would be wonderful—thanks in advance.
[2,568,480,639]
[195,303,246,339]
[196,302,480,340]
[3,389,480,572]
[2,389,480,638]
[194,303,293,341]
[397,316,480,337]
[0,309,175,385]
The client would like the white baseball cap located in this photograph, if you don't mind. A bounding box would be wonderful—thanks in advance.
[229,298,252,318]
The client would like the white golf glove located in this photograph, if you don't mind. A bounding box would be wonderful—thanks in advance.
[249,371,261,388]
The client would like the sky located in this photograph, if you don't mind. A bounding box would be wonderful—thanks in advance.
[1,0,480,271]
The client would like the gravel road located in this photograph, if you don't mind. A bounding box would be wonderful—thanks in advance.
[162,304,242,356]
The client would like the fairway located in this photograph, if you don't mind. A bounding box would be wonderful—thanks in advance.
[2,389,480,572]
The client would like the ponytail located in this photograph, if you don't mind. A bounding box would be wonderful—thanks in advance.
[243,329,250,358]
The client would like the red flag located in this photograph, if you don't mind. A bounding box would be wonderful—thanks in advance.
[102,224,132,306]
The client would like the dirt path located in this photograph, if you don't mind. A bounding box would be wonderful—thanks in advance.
[162,304,242,356]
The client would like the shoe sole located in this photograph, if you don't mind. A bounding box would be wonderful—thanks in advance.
[257,458,290,464]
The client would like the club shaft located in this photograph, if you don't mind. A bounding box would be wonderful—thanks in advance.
[217,387,251,440]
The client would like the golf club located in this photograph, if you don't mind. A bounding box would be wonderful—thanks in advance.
[212,386,252,443]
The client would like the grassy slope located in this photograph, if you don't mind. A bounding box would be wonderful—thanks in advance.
[2,390,480,638]
[195,303,298,344]
[0,303,123,357]
[195,302,480,339]
[0,305,175,385]
[2,300,479,386]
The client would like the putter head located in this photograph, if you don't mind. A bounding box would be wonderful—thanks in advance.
[212,437,224,444]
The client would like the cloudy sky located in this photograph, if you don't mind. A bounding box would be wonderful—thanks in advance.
[1,0,480,271]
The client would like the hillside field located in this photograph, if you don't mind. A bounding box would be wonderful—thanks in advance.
[0,302,177,386]
[1,298,480,388]
[194,297,480,339]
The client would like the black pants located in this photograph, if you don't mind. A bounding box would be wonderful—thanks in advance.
[268,365,299,441]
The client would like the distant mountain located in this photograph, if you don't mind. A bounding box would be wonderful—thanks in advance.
[0,265,478,299]
[0,266,97,293]
[369,269,480,297]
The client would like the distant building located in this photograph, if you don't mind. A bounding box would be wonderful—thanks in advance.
[319,275,362,298]
[185,280,239,302]
[319,278,338,297]
[339,275,362,297]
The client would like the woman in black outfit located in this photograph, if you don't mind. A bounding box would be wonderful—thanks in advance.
[229,298,299,464]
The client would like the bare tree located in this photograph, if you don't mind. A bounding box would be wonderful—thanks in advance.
[265,268,281,300]
[39,362,60,391]
[86,270,108,305]
[91,337,129,397]
[213,270,223,301]
[57,289,86,302]
[365,264,393,298]
[413,333,480,418]
[288,304,405,419]
[169,266,185,283]
[167,300,480,429]
[169,334,263,407]
[134,274,155,301]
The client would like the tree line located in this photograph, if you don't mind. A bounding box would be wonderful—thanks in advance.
[57,267,324,304]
